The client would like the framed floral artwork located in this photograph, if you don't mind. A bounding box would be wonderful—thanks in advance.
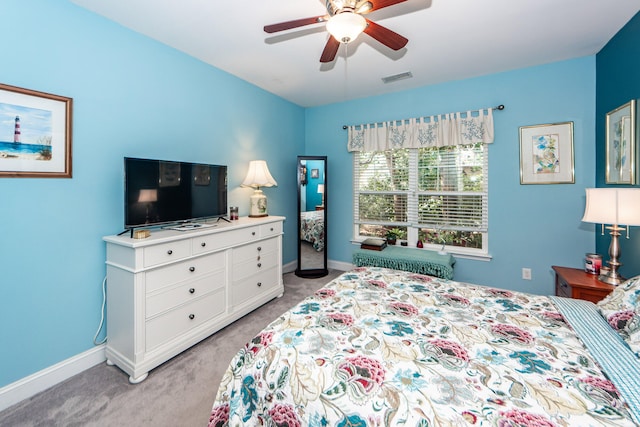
[519,121,574,185]
[606,100,636,185]
[0,83,72,178]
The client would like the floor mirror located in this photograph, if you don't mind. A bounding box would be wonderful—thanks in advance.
[295,156,328,278]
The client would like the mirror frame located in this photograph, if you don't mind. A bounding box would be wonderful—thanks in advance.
[295,155,328,278]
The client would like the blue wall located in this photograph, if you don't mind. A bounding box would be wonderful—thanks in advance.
[595,12,640,278]
[0,0,304,388]
[306,57,597,294]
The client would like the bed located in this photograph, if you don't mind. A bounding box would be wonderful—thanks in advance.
[209,266,640,426]
[300,210,324,251]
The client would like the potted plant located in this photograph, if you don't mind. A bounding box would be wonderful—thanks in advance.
[386,228,406,245]
[386,229,398,245]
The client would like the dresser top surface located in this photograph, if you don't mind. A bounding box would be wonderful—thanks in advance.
[104,216,285,248]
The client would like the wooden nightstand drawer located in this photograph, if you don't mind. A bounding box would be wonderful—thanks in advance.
[552,266,614,303]
[555,277,571,298]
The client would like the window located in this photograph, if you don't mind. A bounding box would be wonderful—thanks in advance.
[354,143,488,256]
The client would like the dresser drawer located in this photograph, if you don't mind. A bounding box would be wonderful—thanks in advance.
[232,238,277,264]
[574,287,611,303]
[232,267,279,306]
[146,288,226,351]
[260,222,282,238]
[143,240,191,268]
[192,226,260,255]
[145,251,224,294]
[146,270,225,318]
[232,250,277,281]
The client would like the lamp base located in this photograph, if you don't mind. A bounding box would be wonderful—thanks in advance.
[598,269,626,286]
[249,189,268,217]
[598,225,625,286]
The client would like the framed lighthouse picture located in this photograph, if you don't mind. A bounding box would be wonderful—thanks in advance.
[0,83,72,178]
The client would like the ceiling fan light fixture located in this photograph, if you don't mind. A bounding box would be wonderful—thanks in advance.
[326,12,366,43]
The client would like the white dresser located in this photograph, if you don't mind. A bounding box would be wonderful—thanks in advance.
[103,216,284,383]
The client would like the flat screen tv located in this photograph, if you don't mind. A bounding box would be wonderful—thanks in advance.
[124,157,227,230]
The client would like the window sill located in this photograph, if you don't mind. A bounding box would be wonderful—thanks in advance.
[351,240,492,262]
[450,252,492,262]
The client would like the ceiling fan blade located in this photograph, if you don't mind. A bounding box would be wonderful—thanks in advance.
[264,16,328,33]
[367,0,408,13]
[320,37,340,63]
[363,19,408,50]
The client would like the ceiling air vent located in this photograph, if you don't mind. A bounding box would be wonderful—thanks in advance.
[381,72,413,84]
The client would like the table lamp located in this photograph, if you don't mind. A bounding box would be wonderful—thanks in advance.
[241,160,277,217]
[581,188,640,285]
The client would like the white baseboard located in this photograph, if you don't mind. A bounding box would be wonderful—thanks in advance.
[284,259,352,275]
[0,345,106,413]
[329,259,353,271]
[282,260,297,273]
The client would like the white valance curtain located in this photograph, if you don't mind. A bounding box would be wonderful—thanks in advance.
[347,108,495,152]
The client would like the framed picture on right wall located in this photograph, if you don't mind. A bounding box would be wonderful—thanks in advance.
[519,121,574,184]
[606,99,636,184]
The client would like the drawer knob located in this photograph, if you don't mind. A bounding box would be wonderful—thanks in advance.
[257,247,262,251]
[189,266,196,272]
[189,314,195,320]
[167,250,173,255]
[270,227,274,231]
[257,263,262,268]
[257,282,262,287]
[252,231,256,236]
[201,242,206,247]
[189,288,195,294]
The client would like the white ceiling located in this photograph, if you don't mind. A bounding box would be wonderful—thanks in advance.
[70,0,640,108]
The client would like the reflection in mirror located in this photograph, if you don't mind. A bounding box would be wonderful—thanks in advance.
[296,156,328,278]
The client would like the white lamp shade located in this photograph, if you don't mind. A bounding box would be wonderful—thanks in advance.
[241,160,277,188]
[582,188,640,226]
[618,188,640,226]
[326,12,366,43]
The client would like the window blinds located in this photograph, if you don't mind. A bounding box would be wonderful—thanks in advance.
[354,144,488,243]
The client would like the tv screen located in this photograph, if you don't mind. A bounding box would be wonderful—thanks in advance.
[124,157,227,229]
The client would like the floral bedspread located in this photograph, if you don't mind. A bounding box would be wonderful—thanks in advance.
[210,267,637,426]
[300,210,324,251]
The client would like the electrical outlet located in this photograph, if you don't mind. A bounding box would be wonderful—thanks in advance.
[522,268,532,280]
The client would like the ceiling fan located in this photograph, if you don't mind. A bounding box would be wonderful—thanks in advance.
[264,0,409,63]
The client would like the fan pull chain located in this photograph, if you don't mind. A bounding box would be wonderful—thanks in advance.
[344,43,349,102]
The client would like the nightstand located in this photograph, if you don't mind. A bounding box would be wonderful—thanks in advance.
[552,265,615,303]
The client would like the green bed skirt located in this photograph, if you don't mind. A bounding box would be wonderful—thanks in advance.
[352,245,455,280]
